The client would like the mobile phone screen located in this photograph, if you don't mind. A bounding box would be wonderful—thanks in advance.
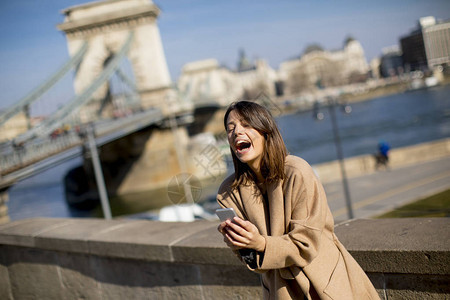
[215,208,237,222]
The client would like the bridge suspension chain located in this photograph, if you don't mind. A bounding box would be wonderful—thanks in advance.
[16,32,135,143]
[0,42,88,127]
[112,67,141,111]
[115,67,138,92]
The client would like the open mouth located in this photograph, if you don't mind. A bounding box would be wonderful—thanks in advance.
[235,140,251,153]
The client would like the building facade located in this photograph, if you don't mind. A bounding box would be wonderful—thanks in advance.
[379,46,404,78]
[279,38,369,95]
[422,18,450,69]
[400,29,426,72]
[177,37,369,104]
[401,16,450,72]
[177,57,278,106]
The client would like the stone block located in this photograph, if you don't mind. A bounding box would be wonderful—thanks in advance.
[0,196,10,224]
[56,252,102,300]
[335,218,450,274]
[351,250,449,275]
[197,261,261,299]
[7,247,63,299]
[87,219,214,261]
[335,218,450,251]
[90,255,202,299]
[0,218,72,248]
[366,273,388,300]
[171,222,242,265]
[383,273,450,299]
[34,218,133,254]
[198,263,260,286]
[201,285,262,300]
[0,246,13,300]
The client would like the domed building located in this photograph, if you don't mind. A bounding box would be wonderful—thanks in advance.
[177,52,278,106]
[176,38,369,105]
[279,37,369,95]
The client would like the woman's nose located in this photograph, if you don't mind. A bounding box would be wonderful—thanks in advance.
[234,124,245,135]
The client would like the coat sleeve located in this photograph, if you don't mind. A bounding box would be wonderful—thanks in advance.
[258,160,329,270]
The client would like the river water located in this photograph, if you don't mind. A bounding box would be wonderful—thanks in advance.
[7,85,450,221]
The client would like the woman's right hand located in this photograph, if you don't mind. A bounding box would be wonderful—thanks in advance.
[218,221,243,250]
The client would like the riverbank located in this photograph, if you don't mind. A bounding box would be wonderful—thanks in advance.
[281,76,450,114]
[314,138,450,184]
[342,76,450,104]
[340,81,408,103]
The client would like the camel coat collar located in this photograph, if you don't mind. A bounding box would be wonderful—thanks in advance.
[238,180,286,238]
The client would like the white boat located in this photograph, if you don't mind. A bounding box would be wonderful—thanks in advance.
[425,76,438,87]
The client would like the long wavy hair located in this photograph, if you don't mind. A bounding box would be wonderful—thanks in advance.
[224,101,288,188]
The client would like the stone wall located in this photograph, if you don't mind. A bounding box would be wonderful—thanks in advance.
[0,191,9,224]
[0,218,448,299]
[314,138,450,183]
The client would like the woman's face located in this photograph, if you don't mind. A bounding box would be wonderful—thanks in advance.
[226,110,265,173]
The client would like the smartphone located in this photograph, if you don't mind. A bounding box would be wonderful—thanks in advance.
[215,207,237,222]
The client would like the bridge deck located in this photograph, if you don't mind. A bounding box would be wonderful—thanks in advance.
[0,108,165,189]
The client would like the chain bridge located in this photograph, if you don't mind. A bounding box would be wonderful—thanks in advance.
[0,0,226,222]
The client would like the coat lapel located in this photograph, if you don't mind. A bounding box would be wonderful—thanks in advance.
[238,182,268,236]
[267,180,286,236]
[237,180,287,237]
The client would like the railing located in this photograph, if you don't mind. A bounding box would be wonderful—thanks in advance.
[0,108,165,182]
[0,131,83,175]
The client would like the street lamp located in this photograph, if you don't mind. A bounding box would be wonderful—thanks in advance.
[314,96,354,219]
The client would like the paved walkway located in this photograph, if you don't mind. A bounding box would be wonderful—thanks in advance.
[325,156,450,224]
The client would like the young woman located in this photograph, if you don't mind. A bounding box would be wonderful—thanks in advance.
[217,101,379,300]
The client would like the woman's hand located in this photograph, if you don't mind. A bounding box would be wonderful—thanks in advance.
[218,217,266,252]
[218,220,242,250]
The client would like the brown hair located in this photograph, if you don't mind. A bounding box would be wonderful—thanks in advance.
[224,101,288,188]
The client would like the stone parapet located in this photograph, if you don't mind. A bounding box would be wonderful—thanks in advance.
[335,218,450,299]
[0,191,9,224]
[0,218,449,299]
[314,138,450,183]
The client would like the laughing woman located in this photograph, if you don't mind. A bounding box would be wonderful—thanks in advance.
[217,101,379,300]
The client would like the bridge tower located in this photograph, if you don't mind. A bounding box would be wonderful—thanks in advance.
[57,0,172,121]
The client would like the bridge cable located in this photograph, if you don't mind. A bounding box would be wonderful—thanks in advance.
[115,67,138,92]
[0,42,88,127]
[16,32,134,143]
[115,67,141,110]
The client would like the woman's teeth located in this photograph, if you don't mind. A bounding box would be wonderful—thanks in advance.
[236,140,251,151]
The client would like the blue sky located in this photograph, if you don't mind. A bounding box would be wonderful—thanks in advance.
[0,0,449,111]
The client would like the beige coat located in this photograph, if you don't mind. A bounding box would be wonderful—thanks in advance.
[217,155,380,300]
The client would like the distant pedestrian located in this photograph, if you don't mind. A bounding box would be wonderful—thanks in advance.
[217,101,380,299]
[375,140,390,170]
